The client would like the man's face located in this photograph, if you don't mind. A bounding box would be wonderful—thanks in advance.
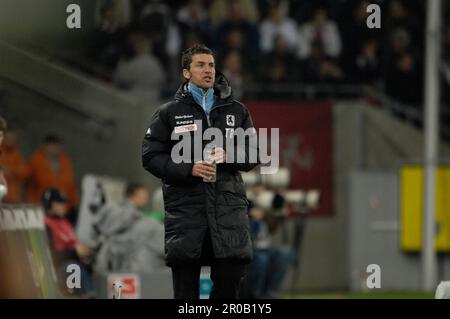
[50,202,68,217]
[4,131,16,147]
[130,188,149,209]
[313,10,327,27]
[45,143,62,157]
[183,53,216,89]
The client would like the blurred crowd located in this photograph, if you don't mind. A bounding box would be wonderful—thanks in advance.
[0,124,169,297]
[0,117,297,299]
[0,130,77,209]
[3,0,450,298]
[80,0,450,106]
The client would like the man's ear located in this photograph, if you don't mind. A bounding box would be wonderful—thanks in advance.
[182,69,191,80]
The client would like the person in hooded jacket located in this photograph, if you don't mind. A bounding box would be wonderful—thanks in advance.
[42,188,94,297]
[142,44,259,299]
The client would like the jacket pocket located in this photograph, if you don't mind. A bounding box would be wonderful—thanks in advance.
[217,181,248,207]
[163,183,203,208]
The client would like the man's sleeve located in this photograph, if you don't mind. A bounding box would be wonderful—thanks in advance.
[224,106,260,172]
[142,106,196,184]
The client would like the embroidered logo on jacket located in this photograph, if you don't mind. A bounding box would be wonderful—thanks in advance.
[174,123,198,133]
[226,115,235,126]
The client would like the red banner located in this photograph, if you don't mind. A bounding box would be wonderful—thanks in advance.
[245,101,333,217]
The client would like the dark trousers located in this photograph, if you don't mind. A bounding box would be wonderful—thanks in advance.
[243,247,293,298]
[171,230,247,299]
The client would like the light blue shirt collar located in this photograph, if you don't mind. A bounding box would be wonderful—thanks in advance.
[187,82,217,114]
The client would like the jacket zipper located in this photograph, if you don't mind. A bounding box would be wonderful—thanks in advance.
[202,94,211,126]
[201,102,233,128]
[184,88,233,127]
[193,97,233,188]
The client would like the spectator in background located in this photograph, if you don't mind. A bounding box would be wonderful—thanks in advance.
[209,0,259,27]
[181,31,203,51]
[217,28,256,79]
[261,35,299,85]
[259,2,299,54]
[385,51,423,106]
[287,0,331,25]
[221,50,244,100]
[297,7,342,60]
[241,194,293,299]
[89,0,131,74]
[177,0,213,49]
[387,27,411,58]
[114,27,164,102]
[0,128,29,203]
[386,0,423,49]
[345,0,376,45]
[138,0,180,72]
[0,117,8,202]
[94,0,131,28]
[350,38,381,84]
[147,186,165,222]
[384,23,423,106]
[43,188,94,297]
[92,183,165,273]
[341,0,381,78]
[301,40,344,84]
[384,0,424,95]
[139,1,171,47]
[216,0,260,52]
[27,134,79,211]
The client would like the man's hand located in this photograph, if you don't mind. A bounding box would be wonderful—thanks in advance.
[209,147,227,164]
[249,207,265,221]
[192,161,216,180]
[76,243,92,258]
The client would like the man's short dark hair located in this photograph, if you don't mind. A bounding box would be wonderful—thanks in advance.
[125,183,146,198]
[0,117,7,133]
[42,188,68,210]
[44,134,62,144]
[181,44,214,70]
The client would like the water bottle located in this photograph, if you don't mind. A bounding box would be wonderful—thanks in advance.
[203,143,216,183]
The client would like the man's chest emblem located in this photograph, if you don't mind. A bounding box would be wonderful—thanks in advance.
[226,115,235,126]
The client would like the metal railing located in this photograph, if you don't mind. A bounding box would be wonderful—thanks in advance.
[364,86,450,141]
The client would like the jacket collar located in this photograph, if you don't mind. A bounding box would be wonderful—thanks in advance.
[174,71,233,105]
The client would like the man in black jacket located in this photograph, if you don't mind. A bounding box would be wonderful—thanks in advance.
[142,44,259,299]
